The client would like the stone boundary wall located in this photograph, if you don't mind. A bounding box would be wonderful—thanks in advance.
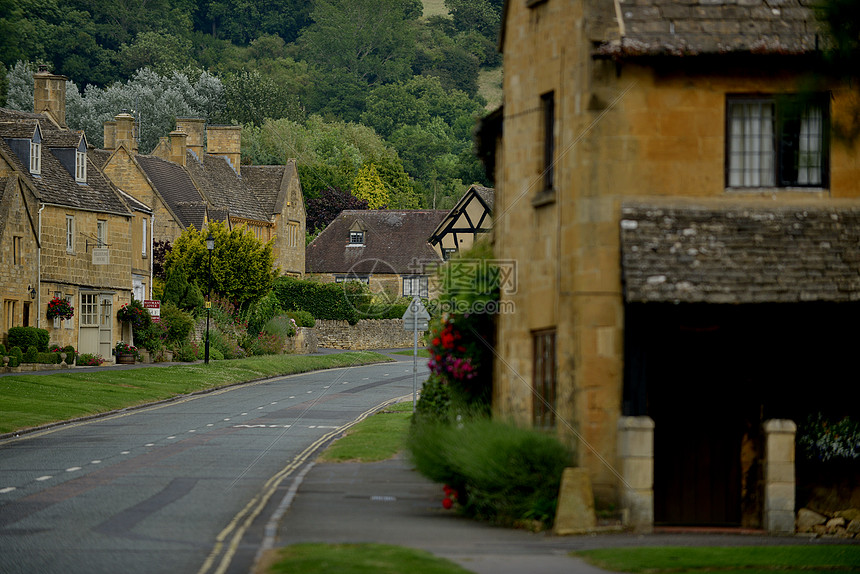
[315,319,426,350]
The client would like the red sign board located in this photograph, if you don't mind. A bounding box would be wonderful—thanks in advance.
[144,300,161,322]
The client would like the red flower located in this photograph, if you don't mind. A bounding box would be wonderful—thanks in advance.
[442,497,453,510]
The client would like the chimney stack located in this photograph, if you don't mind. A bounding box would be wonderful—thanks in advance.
[114,111,138,153]
[168,129,188,167]
[33,66,68,127]
[175,118,205,158]
[206,125,241,173]
[103,120,117,151]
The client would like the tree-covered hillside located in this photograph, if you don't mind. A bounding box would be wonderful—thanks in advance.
[0,0,503,218]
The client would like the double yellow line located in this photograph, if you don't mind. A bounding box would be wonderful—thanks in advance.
[196,394,411,574]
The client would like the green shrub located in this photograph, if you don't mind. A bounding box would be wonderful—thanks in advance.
[77,353,104,366]
[0,343,6,355]
[407,417,571,529]
[414,375,453,424]
[23,345,38,363]
[209,329,246,359]
[9,346,23,367]
[273,276,369,325]
[246,290,282,335]
[208,347,224,360]
[286,309,315,328]
[63,345,76,364]
[159,301,195,344]
[8,327,50,352]
[173,341,200,362]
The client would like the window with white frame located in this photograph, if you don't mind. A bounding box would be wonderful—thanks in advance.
[97,220,107,247]
[80,293,98,326]
[64,294,73,329]
[727,94,829,189]
[53,291,63,329]
[66,215,75,253]
[142,218,147,257]
[349,231,365,245]
[75,150,87,182]
[30,140,41,174]
[402,276,429,297]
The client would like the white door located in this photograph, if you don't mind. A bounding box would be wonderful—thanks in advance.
[78,293,99,355]
[99,295,113,358]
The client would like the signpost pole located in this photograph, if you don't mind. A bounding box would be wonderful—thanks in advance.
[412,297,418,413]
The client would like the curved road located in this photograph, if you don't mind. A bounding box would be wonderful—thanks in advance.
[0,358,428,574]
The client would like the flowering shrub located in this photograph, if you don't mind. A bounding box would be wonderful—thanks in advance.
[428,317,477,383]
[46,296,74,320]
[77,353,104,366]
[799,413,860,462]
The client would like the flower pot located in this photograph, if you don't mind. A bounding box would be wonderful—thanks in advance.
[116,353,136,365]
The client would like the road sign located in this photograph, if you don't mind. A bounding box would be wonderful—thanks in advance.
[401,297,430,332]
[144,299,161,322]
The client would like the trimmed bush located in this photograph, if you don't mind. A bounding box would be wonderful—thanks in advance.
[23,346,38,363]
[8,327,50,352]
[286,309,315,328]
[273,276,369,325]
[64,345,76,364]
[9,347,23,367]
[407,417,571,529]
[0,343,6,355]
[159,302,195,344]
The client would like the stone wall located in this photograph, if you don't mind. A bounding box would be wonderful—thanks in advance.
[315,319,426,350]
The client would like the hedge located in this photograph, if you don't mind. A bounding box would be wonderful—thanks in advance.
[8,327,50,352]
[273,277,370,325]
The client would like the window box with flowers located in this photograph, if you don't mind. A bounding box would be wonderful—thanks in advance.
[114,341,140,364]
[46,296,74,321]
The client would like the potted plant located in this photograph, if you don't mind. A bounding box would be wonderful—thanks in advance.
[46,296,74,321]
[114,341,139,364]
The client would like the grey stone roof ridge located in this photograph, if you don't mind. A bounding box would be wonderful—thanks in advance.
[621,201,860,304]
[597,0,823,58]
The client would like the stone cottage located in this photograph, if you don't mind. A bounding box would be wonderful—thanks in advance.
[487,0,860,532]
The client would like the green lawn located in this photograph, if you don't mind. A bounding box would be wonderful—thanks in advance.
[0,352,392,434]
[478,66,503,110]
[268,543,471,574]
[392,349,431,358]
[575,546,860,574]
[319,401,414,462]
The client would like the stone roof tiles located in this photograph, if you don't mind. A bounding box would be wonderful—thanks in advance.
[136,154,207,229]
[241,164,286,217]
[306,210,448,275]
[186,152,269,222]
[596,0,823,57]
[620,202,860,304]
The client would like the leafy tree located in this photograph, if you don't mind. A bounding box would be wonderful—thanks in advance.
[153,239,172,280]
[193,0,313,44]
[220,69,303,127]
[162,263,204,314]
[444,0,504,43]
[164,221,277,310]
[352,163,389,209]
[116,31,195,78]
[305,186,369,234]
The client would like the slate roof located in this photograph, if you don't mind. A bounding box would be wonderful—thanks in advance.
[473,185,495,212]
[0,108,130,215]
[186,152,269,222]
[135,154,207,229]
[595,0,822,58]
[306,210,448,275]
[620,202,860,304]
[242,164,288,217]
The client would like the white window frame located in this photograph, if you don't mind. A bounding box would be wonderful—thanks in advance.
[64,294,74,330]
[66,215,75,253]
[402,276,429,298]
[349,231,365,245]
[141,218,147,257]
[97,220,107,247]
[75,150,87,183]
[80,293,98,327]
[30,141,41,174]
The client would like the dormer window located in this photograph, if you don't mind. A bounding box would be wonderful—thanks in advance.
[349,231,365,245]
[30,140,41,174]
[75,142,87,183]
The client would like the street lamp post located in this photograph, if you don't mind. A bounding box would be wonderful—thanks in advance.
[205,233,214,364]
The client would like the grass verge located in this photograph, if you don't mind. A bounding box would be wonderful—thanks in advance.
[318,401,414,463]
[267,543,471,574]
[0,352,392,434]
[392,349,431,358]
[574,545,860,574]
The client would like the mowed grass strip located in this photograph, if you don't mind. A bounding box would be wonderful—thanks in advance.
[319,401,414,463]
[0,352,392,434]
[268,543,471,574]
[392,349,431,358]
[575,545,860,574]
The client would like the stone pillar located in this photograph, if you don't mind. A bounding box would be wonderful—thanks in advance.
[617,416,654,532]
[763,419,796,534]
[168,129,188,167]
[115,112,138,153]
[206,125,242,172]
[103,120,117,151]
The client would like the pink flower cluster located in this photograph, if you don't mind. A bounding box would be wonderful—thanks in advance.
[429,354,476,382]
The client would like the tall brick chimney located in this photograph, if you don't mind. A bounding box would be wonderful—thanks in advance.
[33,66,67,127]
[168,129,188,167]
[175,118,205,158]
[206,125,241,173]
[114,111,138,153]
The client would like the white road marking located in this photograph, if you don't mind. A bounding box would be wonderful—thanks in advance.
[306,391,312,394]
[241,412,248,416]
[91,460,101,464]
[224,418,231,421]
[206,424,214,427]
[289,396,295,399]
[342,382,349,384]
[270,402,277,405]
[66,467,81,472]
[324,385,330,389]
[121,451,131,455]
[257,407,264,410]
[167,436,176,440]
[36,476,52,481]
[188,430,196,433]
[0,487,16,494]
[145,443,155,447]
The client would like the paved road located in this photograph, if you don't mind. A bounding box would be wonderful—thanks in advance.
[0,357,428,574]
